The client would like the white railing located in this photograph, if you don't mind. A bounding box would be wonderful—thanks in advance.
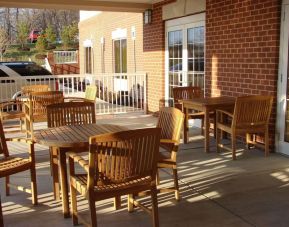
[0,73,147,115]
[53,51,78,64]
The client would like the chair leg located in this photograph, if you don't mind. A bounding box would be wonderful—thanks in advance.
[0,196,3,227]
[156,170,160,186]
[151,185,159,227]
[5,176,10,196]
[173,168,180,201]
[216,127,220,153]
[201,118,204,135]
[127,194,134,212]
[30,165,38,205]
[70,184,78,226]
[232,133,236,160]
[88,195,97,227]
[114,196,121,210]
[265,128,269,157]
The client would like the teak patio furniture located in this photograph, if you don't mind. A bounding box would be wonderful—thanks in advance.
[0,100,25,133]
[173,86,204,129]
[24,91,64,137]
[68,128,161,227]
[216,95,273,160]
[33,123,127,218]
[182,96,236,153]
[64,85,97,103]
[157,107,184,200]
[0,118,38,225]
[47,101,96,200]
[20,84,50,96]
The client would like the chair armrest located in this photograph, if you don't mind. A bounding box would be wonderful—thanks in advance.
[67,152,89,172]
[0,100,22,109]
[6,137,34,144]
[64,97,85,102]
[216,109,233,118]
[160,139,179,145]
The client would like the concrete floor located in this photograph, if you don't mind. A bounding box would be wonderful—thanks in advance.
[2,113,289,227]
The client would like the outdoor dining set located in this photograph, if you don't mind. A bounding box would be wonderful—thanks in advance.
[0,84,273,227]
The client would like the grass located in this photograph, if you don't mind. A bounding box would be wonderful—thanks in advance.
[2,43,74,65]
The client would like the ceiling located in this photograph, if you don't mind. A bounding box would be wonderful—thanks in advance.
[0,0,163,12]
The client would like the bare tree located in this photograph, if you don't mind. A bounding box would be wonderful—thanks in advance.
[0,27,9,60]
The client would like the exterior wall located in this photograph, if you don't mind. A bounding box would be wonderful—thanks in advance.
[206,0,281,149]
[143,0,176,112]
[79,12,143,75]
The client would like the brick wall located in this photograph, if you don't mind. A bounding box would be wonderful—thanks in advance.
[206,0,281,150]
[143,0,176,112]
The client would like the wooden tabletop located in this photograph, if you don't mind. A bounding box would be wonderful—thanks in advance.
[181,96,236,108]
[33,124,128,148]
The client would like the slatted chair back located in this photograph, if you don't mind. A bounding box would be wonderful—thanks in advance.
[47,101,96,128]
[84,85,97,102]
[21,85,50,96]
[24,91,64,137]
[88,128,161,186]
[157,107,184,160]
[173,86,202,110]
[0,120,9,157]
[232,95,273,130]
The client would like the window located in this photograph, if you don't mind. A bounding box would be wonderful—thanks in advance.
[114,39,127,73]
[85,46,92,74]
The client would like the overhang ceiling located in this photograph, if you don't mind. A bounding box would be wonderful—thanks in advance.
[0,0,162,12]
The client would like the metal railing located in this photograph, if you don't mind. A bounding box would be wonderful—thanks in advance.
[53,51,78,64]
[0,73,147,115]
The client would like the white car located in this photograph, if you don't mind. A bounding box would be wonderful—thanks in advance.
[0,61,56,101]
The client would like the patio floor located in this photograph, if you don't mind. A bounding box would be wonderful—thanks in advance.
[2,113,289,227]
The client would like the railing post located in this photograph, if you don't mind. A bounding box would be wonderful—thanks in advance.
[144,73,148,114]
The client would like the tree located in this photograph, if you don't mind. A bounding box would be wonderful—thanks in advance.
[0,27,9,61]
[60,22,78,49]
[17,21,29,49]
[35,34,47,51]
[45,24,56,45]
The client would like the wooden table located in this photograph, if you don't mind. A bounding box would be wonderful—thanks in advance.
[182,97,235,153]
[33,123,127,218]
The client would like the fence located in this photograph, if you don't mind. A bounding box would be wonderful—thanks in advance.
[53,51,78,64]
[0,73,147,115]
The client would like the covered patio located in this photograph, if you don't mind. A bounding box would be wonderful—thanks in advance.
[2,113,289,226]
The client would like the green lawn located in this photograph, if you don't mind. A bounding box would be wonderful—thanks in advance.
[2,43,70,65]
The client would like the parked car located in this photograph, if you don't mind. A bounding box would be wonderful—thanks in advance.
[0,61,56,101]
[28,29,41,43]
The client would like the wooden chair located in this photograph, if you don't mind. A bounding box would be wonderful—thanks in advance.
[47,101,96,200]
[68,128,161,227]
[0,118,38,224]
[157,107,184,200]
[216,95,273,160]
[21,84,50,96]
[0,101,25,133]
[24,91,64,137]
[173,86,205,133]
[65,85,97,103]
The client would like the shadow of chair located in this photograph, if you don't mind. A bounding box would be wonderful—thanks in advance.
[68,128,161,227]
[0,118,38,225]
[216,95,273,160]
[157,107,184,201]
[24,91,64,137]
[173,86,207,134]
[64,85,97,103]
[47,101,96,200]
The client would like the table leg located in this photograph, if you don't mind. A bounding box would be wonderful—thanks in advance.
[204,108,210,153]
[184,107,188,144]
[51,147,60,200]
[59,148,70,218]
